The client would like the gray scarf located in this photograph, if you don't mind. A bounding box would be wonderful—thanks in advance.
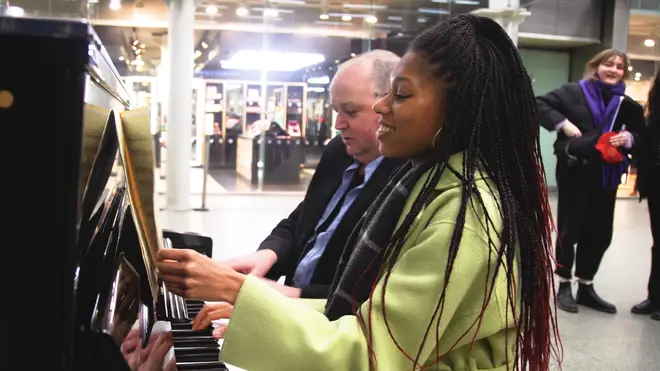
[324,157,439,320]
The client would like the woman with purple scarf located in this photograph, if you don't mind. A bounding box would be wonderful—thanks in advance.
[537,49,646,314]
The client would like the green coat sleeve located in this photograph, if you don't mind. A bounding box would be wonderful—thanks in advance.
[220,217,510,371]
[297,298,326,312]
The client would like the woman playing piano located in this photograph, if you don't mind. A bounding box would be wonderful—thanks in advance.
[158,14,560,371]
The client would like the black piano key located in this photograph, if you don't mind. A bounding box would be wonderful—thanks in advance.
[171,321,198,331]
[173,337,219,347]
[175,361,228,371]
[173,328,213,337]
[174,346,220,362]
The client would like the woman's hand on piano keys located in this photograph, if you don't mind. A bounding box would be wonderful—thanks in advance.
[191,302,234,339]
[156,248,246,304]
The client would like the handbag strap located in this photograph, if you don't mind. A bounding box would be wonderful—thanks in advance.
[608,96,625,132]
[564,138,578,161]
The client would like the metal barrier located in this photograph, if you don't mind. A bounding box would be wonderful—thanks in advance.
[193,134,212,211]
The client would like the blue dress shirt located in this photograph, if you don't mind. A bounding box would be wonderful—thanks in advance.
[292,156,384,287]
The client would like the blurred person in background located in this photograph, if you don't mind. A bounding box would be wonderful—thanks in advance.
[537,49,645,314]
[632,68,660,321]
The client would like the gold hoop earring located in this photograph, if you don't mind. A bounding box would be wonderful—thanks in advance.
[432,127,444,150]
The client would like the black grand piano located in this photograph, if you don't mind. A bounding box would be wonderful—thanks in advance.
[0,15,228,371]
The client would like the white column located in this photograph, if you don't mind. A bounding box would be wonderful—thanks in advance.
[472,0,530,47]
[165,0,195,211]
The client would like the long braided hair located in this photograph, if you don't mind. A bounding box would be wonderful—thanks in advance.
[365,14,560,370]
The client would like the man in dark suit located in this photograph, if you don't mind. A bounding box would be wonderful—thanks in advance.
[226,50,404,299]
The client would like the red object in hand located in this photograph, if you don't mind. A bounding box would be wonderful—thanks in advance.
[595,132,624,164]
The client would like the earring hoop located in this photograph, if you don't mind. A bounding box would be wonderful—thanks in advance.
[432,127,444,150]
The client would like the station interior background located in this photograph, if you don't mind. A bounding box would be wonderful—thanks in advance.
[12,0,660,195]
[10,0,660,370]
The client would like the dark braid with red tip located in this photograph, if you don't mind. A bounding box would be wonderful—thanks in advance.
[363,14,561,371]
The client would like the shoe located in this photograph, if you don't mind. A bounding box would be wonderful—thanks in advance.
[576,283,617,314]
[631,299,660,315]
[557,282,578,313]
[651,310,660,321]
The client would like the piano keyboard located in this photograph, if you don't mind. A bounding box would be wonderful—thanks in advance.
[156,296,228,371]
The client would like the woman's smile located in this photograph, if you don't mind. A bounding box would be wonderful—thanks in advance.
[376,122,395,139]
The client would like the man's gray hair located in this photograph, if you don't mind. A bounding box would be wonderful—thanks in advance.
[338,49,401,96]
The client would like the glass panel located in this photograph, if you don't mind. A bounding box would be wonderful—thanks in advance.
[286,85,304,137]
[6,0,87,19]
[632,0,660,11]
[628,34,660,59]
[628,59,659,104]
[265,84,285,129]
[204,82,224,135]
[225,83,245,136]
[245,84,263,137]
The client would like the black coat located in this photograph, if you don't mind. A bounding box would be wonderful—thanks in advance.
[258,136,405,298]
[636,110,660,200]
[537,82,645,167]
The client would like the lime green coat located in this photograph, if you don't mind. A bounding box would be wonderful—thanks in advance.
[221,153,519,371]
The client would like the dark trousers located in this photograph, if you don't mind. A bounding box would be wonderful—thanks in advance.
[555,162,617,281]
[647,170,660,303]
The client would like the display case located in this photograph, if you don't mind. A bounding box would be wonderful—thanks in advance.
[201,79,308,181]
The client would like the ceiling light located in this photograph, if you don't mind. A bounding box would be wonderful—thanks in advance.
[342,15,352,21]
[365,15,377,24]
[319,13,329,20]
[628,66,633,71]
[307,76,330,84]
[419,8,450,15]
[268,0,306,4]
[118,56,125,61]
[314,20,351,26]
[264,9,278,17]
[109,0,121,11]
[343,4,387,10]
[206,5,218,15]
[253,7,292,14]
[140,43,146,49]
[236,6,248,16]
[220,51,325,71]
[432,0,480,3]
[644,39,656,47]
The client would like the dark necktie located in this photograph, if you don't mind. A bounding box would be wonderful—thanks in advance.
[301,166,365,257]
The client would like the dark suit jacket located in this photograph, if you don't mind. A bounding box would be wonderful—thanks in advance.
[257,136,404,298]
[537,82,645,165]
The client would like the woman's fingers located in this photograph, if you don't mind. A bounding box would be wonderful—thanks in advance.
[212,326,228,339]
[191,303,233,331]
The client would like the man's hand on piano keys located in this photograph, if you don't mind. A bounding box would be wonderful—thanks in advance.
[260,278,302,298]
[225,249,278,277]
[156,248,246,304]
[191,302,234,339]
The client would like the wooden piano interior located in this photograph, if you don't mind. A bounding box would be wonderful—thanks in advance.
[0,16,227,371]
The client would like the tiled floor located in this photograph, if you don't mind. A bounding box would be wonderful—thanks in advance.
[156,193,660,371]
